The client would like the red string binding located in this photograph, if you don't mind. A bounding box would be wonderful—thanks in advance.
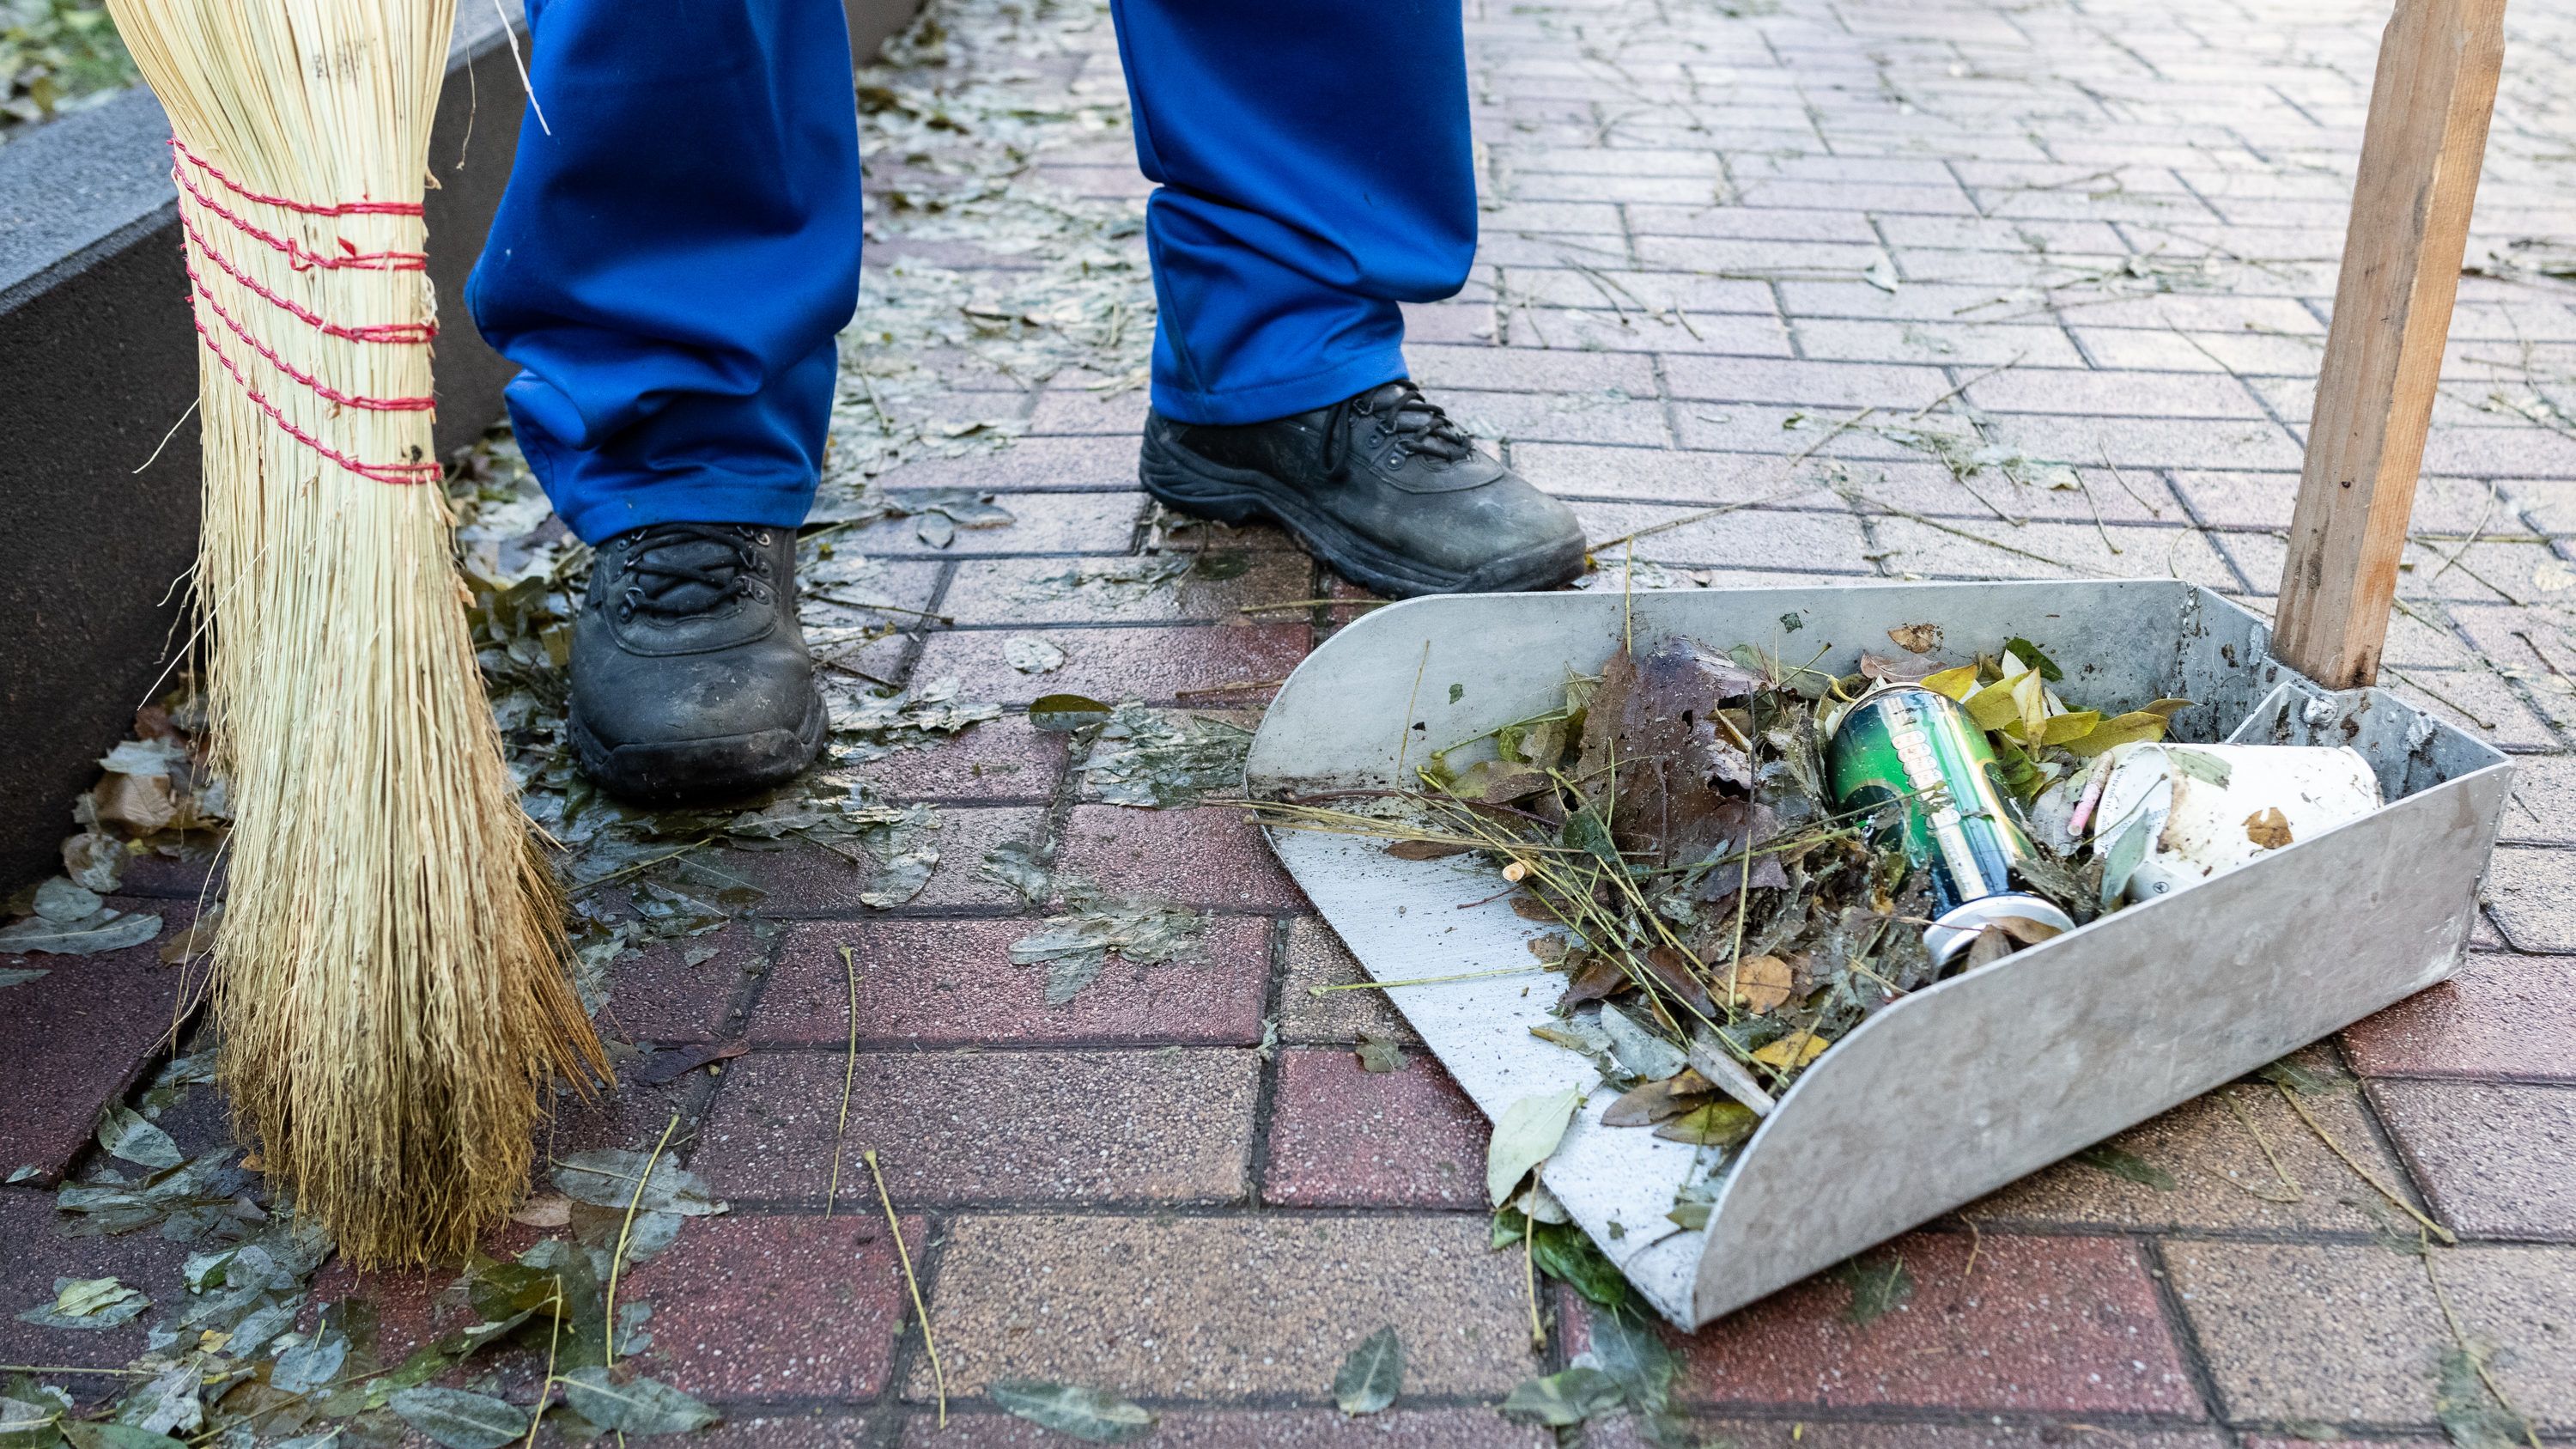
[191,317,441,484]
[172,160,426,272]
[169,139,424,219]
[176,207,437,344]
[186,267,435,413]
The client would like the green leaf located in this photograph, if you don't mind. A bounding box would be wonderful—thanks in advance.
[556,1369,719,1435]
[18,1277,146,1329]
[987,1381,1155,1443]
[2436,1342,2534,1449]
[1331,1325,1402,1416]
[2166,746,2233,788]
[1498,1366,1624,1426]
[0,968,47,989]
[1587,1308,1677,1417]
[1353,1032,1402,1074]
[550,1151,725,1215]
[2075,1144,2177,1191]
[2257,1057,2345,1095]
[94,1110,180,1171]
[1028,693,1115,732]
[1529,1221,1637,1312]
[2002,637,2063,680]
[1486,1086,1585,1206]
[269,1336,347,1395]
[1652,1099,1759,1148]
[386,1389,529,1449]
[59,1426,182,1449]
[2097,807,2152,910]
[0,910,160,956]
[1835,1251,1914,1327]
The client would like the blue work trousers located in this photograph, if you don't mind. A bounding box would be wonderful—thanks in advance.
[468,0,1476,543]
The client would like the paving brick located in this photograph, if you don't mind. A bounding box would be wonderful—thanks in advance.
[1587,1423,2230,1449]
[1435,387,1672,447]
[866,436,1138,492]
[1662,356,1953,409]
[685,1412,872,1446]
[2370,1080,2576,1241]
[903,1409,1551,1447]
[2342,953,2576,1081]
[1279,917,1417,1044]
[1964,368,2267,420]
[939,551,1312,626]
[1628,1232,2198,1416]
[598,922,762,1044]
[750,917,1270,1048]
[1057,805,1305,911]
[1263,1049,1486,1208]
[910,1214,1536,1399]
[2481,846,2576,953]
[1510,445,1839,508]
[2163,1241,2576,1430]
[694,1048,1256,1204]
[619,1211,915,1401]
[1027,387,1149,436]
[910,624,1309,708]
[1865,516,2239,590]
[838,716,1069,801]
[1509,307,1796,356]
[0,1186,195,1375]
[0,898,193,1184]
[1972,1073,2424,1234]
[2499,752,2576,844]
[1569,500,1874,572]
[1795,320,2089,368]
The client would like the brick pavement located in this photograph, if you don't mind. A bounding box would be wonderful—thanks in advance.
[9,0,2576,1444]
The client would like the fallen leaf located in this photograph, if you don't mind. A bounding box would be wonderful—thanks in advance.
[1486,1086,1585,1206]
[557,1368,720,1435]
[95,1107,182,1170]
[158,919,218,965]
[632,1039,750,1087]
[1639,946,1716,1016]
[1003,636,1066,674]
[1353,1032,1402,1074]
[988,1381,1155,1443]
[1654,1099,1759,1147]
[551,1151,726,1216]
[1886,623,1941,654]
[1964,926,2016,971]
[1499,1366,1623,1427]
[32,877,100,922]
[1028,693,1115,731]
[510,1194,574,1228]
[1599,1002,1689,1081]
[0,910,161,956]
[19,1276,148,1329]
[1918,664,1979,701]
[2244,807,2293,849]
[1332,1325,1403,1416]
[1553,956,1630,1012]
[1750,1029,1829,1069]
[388,1387,532,1449]
[1722,954,1793,1013]
[1601,1071,1716,1127]
[1384,838,1473,861]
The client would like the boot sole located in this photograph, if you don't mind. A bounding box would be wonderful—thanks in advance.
[1139,430,1586,599]
[569,685,828,806]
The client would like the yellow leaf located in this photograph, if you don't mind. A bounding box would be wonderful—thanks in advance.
[2011,670,2050,745]
[2038,710,2102,746]
[2060,710,2172,758]
[1965,680,2021,730]
[1752,1030,1831,1068]
[2142,697,2193,718]
[1919,665,1979,702]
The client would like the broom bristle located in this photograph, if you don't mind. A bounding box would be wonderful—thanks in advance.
[105,0,607,1266]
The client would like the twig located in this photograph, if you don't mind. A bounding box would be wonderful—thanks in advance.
[1844,490,2107,576]
[1395,641,1432,782]
[2421,1242,2543,1449]
[866,1150,947,1427]
[2275,1085,2455,1244]
[1174,677,1289,697]
[522,1276,565,1449]
[1586,484,1816,553]
[2070,462,2121,557]
[1309,964,1547,995]
[1907,354,2026,421]
[2221,1093,2303,1203]
[2097,447,2163,518]
[1238,598,1385,614]
[604,1111,681,1370]
[1523,1213,1546,1349]
[825,944,861,1215]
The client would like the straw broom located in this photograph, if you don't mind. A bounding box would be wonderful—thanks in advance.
[103,0,607,1264]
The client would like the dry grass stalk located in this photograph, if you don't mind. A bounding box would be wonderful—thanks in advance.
[102,0,605,1265]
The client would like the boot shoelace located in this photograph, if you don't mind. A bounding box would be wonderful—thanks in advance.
[1321,379,1475,478]
[616,522,769,618]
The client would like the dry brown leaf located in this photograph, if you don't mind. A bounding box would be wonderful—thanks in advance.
[1554,956,1631,1012]
[1964,926,2017,971]
[94,772,178,834]
[1602,1069,1716,1127]
[1887,623,1941,654]
[511,1193,574,1228]
[1510,894,1558,922]
[2244,807,2293,849]
[1724,953,1794,1014]
[1384,838,1473,861]
[1990,916,2066,946]
[1479,768,1552,803]
[1642,945,1716,1016]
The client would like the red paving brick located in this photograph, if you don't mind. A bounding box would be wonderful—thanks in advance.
[0,1188,196,1378]
[597,922,763,1044]
[690,808,1047,914]
[2341,953,2576,1081]
[1263,1048,1488,1208]
[693,1047,1258,1204]
[2369,1079,2576,1240]
[840,716,1070,801]
[1589,1424,2230,1449]
[1056,805,1306,911]
[909,624,1308,708]
[750,918,1271,1048]
[619,1211,916,1401]
[902,1409,1551,1447]
[1608,1232,2200,1416]
[0,899,194,1184]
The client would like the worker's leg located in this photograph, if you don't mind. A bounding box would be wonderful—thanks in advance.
[1110,0,1586,597]
[466,0,860,803]
[465,0,861,545]
[1108,0,1476,423]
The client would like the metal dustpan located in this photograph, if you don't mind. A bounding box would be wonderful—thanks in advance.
[1243,581,2512,1328]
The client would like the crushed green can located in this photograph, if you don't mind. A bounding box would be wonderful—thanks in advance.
[1826,684,2075,966]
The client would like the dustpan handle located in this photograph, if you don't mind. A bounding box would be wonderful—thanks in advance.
[2274,0,2507,690]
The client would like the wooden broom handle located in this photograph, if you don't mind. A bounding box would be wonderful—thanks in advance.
[2275,0,2506,689]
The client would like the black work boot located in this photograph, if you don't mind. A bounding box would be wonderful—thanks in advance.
[1139,378,1587,597]
[568,522,826,804]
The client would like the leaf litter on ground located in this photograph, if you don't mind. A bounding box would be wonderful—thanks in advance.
[987,1381,1156,1443]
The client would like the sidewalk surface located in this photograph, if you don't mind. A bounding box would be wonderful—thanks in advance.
[6,0,2576,1444]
